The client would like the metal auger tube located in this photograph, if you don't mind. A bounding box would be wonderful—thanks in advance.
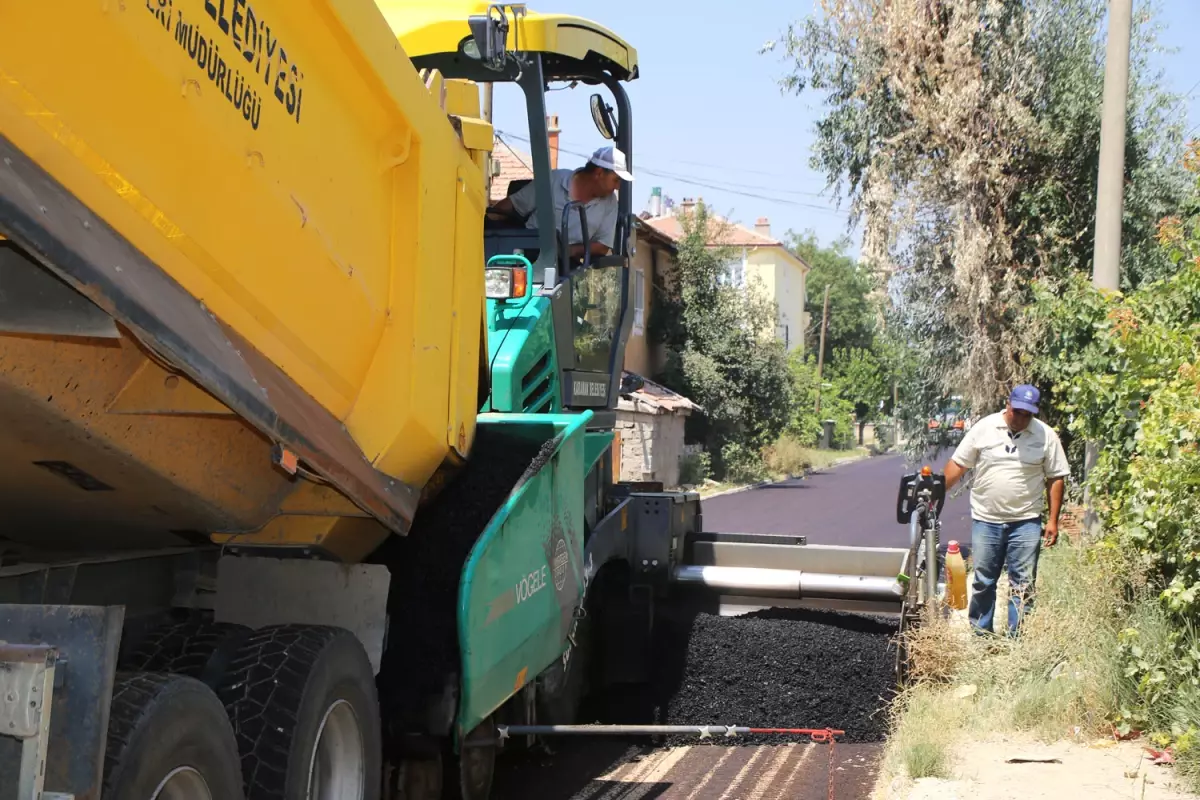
[671,565,904,603]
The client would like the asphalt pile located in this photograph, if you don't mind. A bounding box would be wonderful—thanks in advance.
[651,607,899,744]
[373,427,556,742]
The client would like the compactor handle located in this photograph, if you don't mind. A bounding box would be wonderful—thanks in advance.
[895,471,947,524]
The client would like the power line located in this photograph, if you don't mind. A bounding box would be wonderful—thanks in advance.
[496,129,838,199]
[494,131,534,174]
[627,163,836,199]
[642,174,850,216]
[1166,77,1200,121]
[494,129,850,217]
[548,131,835,197]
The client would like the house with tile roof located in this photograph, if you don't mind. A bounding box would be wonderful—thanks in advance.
[644,200,811,354]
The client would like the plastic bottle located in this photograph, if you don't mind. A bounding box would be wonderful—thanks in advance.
[945,540,967,610]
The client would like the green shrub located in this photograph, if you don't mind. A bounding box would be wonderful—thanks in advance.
[1028,140,1200,753]
[787,353,856,447]
[719,441,768,484]
[763,435,814,476]
[678,451,712,486]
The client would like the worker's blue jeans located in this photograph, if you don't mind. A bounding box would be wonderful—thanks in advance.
[969,518,1042,636]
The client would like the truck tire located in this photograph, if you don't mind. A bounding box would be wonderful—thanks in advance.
[445,718,496,800]
[122,620,251,689]
[103,672,245,800]
[389,754,442,800]
[218,625,382,800]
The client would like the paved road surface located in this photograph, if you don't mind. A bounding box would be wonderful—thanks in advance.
[491,452,962,799]
[702,451,971,548]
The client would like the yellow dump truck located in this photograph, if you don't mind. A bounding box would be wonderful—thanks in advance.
[0,2,652,798]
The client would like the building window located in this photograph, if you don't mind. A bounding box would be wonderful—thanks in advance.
[632,267,645,335]
[719,248,748,288]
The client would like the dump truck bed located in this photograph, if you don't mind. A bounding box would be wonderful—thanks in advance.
[0,0,488,553]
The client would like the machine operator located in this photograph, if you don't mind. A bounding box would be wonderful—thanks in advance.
[487,145,633,260]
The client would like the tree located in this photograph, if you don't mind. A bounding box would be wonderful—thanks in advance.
[1027,141,1200,741]
[651,203,795,479]
[784,229,879,364]
[773,0,1190,442]
[787,352,857,448]
[829,347,891,443]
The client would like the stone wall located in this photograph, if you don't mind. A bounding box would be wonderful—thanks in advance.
[615,409,686,487]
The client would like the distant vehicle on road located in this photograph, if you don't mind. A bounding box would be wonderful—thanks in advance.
[928,395,969,446]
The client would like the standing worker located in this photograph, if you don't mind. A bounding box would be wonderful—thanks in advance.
[943,385,1070,636]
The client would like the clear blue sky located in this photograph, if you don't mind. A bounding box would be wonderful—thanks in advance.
[491,0,1200,254]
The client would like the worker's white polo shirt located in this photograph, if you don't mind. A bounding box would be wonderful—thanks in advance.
[951,412,1070,523]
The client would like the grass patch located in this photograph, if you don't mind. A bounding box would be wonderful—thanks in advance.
[886,688,962,780]
[1178,747,1200,793]
[887,541,1200,793]
[764,434,866,476]
[1110,598,1200,792]
[687,437,871,495]
[882,541,1129,784]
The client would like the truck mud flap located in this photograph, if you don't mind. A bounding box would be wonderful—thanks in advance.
[0,604,124,800]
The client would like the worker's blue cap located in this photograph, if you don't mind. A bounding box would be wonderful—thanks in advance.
[1009,384,1040,415]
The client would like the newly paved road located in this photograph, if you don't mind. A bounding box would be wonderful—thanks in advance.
[491,452,965,799]
[702,451,971,548]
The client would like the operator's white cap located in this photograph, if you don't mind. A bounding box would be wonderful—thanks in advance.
[588,146,634,181]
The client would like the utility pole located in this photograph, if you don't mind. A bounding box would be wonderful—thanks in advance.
[1085,0,1133,534]
[1092,0,1132,293]
[893,380,900,449]
[814,284,831,414]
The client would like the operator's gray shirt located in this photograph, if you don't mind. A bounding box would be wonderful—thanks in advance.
[509,168,618,249]
[951,413,1071,523]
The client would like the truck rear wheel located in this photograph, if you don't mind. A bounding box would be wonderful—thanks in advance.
[121,619,251,689]
[446,719,496,800]
[102,672,244,800]
[218,625,382,800]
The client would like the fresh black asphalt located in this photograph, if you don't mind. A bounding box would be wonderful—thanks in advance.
[701,451,972,550]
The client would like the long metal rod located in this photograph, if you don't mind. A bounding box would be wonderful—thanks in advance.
[497,724,845,742]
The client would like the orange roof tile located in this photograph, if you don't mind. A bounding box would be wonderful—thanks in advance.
[619,372,701,415]
[644,212,783,248]
[490,138,534,204]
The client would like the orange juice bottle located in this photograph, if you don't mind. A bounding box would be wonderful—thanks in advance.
[945,541,967,610]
